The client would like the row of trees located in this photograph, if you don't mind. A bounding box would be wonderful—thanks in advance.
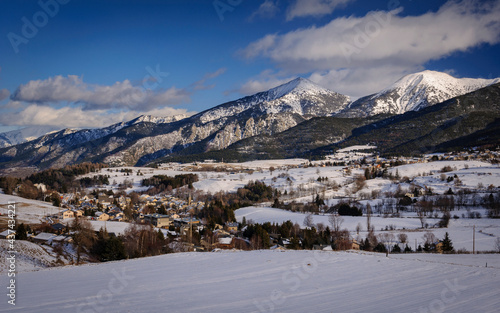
[0,163,108,199]
[70,217,170,263]
[141,174,199,194]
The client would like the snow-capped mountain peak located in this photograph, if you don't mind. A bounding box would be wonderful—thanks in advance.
[198,77,350,124]
[265,77,332,100]
[128,114,190,125]
[340,70,500,117]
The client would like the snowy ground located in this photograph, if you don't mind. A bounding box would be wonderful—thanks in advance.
[0,240,73,273]
[87,220,131,236]
[0,193,60,224]
[1,250,499,313]
[77,160,500,201]
[235,206,500,252]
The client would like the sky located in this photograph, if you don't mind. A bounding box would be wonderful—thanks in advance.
[0,0,499,133]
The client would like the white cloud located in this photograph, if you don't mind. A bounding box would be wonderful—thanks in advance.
[11,75,190,111]
[286,0,355,20]
[0,89,10,101]
[190,68,226,91]
[250,0,280,20]
[240,0,500,97]
[307,66,420,99]
[0,104,194,129]
[231,70,295,95]
[2,69,229,129]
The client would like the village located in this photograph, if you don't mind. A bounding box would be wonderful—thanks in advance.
[1,146,499,265]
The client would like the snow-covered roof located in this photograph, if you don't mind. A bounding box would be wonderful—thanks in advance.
[218,237,233,245]
[33,232,56,241]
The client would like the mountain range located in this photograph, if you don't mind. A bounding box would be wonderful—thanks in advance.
[0,70,499,170]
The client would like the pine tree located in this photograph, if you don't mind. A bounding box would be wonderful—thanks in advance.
[441,232,454,253]
[16,223,28,240]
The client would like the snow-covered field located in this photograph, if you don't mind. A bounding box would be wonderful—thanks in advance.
[0,240,63,273]
[2,250,499,313]
[235,206,500,252]
[0,193,60,224]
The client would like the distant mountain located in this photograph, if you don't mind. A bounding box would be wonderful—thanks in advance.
[127,114,189,125]
[163,82,500,162]
[0,126,59,148]
[331,82,500,155]
[0,78,349,169]
[2,73,499,170]
[339,70,500,117]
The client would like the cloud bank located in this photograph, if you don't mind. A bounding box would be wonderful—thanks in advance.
[241,0,500,98]
[11,75,190,111]
[286,0,355,20]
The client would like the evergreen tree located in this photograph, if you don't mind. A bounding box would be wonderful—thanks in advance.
[16,223,28,240]
[289,236,301,250]
[441,232,454,253]
[374,243,387,253]
[391,244,401,253]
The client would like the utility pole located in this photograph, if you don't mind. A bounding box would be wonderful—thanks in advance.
[473,225,475,254]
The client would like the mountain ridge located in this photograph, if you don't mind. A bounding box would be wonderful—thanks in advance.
[339,70,500,117]
[1,71,499,169]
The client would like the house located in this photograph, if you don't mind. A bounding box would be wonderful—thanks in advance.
[72,209,84,217]
[218,237,234,249]
[97,194,113,206]
[95,211,109,221]
[33,232,56,243]
[50,235,72,245]
[60,209,74,220]
[270,244,286,251]
[143,214,170,228]
[174,217,200,228]
[350,239,360,250]
[109,212,124,222]
[213,229,230,237]
[0,229,15,239]
[225,222,238,233]
[51,223,66,234]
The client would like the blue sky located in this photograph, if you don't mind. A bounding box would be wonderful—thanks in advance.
[0,0,499,132]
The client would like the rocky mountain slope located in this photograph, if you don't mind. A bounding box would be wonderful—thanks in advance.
[1,72,499,169]
[339,70,499,117]
[0,78,350,169]
[0,126,59,148]
[330,82,500,155]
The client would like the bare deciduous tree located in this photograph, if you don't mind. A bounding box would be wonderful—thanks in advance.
[398,233,408,245]
[352,174,366,194]
[71,216,96,264]
[316,222,325,233]
[329,214,344,233]
[356,223,362,235]
[303,214,314,228]
[423,232,437,246]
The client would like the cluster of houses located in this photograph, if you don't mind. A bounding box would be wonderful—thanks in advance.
[49,193,205,224]
[0,222,73,246]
